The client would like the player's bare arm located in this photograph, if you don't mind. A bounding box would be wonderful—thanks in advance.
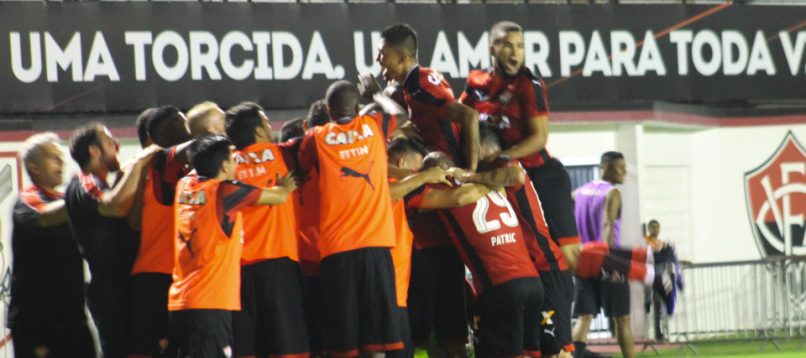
[457,165,526,188]
[497,114,549,161]
[389,166,450,201]
[257,172,299,205]
[415,183,492,210]
[372,93,410,125]
[603,188,622,246]
[98,144,161,218]
[446,101,480,171]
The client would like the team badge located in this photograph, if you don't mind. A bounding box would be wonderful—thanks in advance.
[744,131,806,257]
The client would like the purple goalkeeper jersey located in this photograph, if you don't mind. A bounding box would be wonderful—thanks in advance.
[574,180,621,247]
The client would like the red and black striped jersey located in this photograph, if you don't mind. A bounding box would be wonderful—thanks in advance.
[461,67,551,169]
[408,185,538,293]
[402,66,464,166]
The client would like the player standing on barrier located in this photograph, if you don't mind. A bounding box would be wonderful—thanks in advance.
[362,23,479,171]
[461,21,579,358]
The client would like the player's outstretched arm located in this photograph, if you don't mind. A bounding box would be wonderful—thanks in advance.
[98,144,162,218]
[446,102,480,171]
[415,183,491,210]
[372,93,410,125]
[456,166,526,188]
[257,172,298,205]
[389,167,450,201]
[497,115,549,160]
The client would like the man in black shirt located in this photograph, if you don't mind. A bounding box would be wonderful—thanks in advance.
[9,132,96,357]
[64,123,160,358]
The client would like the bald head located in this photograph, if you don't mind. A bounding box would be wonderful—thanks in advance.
[186,101,225,137]
[21,132,64,190]
[326,81,361,119]
[422,151,455,170]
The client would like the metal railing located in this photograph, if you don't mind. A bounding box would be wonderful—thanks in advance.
[580,256,806,354]
[665,256,806,354]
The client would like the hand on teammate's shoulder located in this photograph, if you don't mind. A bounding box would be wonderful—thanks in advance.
[277,172,299,192]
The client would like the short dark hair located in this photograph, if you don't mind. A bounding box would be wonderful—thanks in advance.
[280,118,305,142]
[135,108,154,148]
[479,121,502,149]
[325,81,360,119]
[490,21,523,46]
[306,99,330,128]
[189,134,232,178]
[381,23,418,58]
[648,219,660,226]
[387,137,427,163]
[147,105,186,147]
[225,102,265,150]
[601,151,624,166]
[69,122,104,169]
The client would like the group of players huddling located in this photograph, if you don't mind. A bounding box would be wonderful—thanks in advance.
[9,21,678,358]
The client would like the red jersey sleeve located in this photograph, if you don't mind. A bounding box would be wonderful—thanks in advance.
[279,138,302,172]
[412,68,455,109]
[215,180,262,237]
[297,131,319,174]
[522,74,549,117]
[367,112,399,141]
[404,185,431,210]
[218,181,261,213]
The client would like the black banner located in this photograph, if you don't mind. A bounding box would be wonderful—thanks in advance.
[1,3,805,114]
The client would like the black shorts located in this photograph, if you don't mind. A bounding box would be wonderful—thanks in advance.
[87,274,132,358]
[171,309,233,358]
[407,246,468,346]
[476,277,544,358]
[387,307,413,358]
[300,273,325,356]
[574,278,631,318]
[129,272,174,356]
[527,158,579,242]
[12,321,96,358]
[320,247,403,355]
[233,258,309,357]
[539,270,575,355]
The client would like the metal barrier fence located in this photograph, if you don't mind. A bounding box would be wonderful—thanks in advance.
[581,256,806,354]
[666,256,806,353]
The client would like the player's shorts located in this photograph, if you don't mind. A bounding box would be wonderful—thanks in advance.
[86,274,132,358]
[12,320,96,358]
[387,307,413,358]
[320,247,403,356]
[539,270,576,355]
[407,246,468,347]
[129,272,174,356]
[574,278,631,318]
[300,272,325,356]
[476,277,544,358]
[171,309,233,358]
[233,258,309,357]
[527,158,580,245]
